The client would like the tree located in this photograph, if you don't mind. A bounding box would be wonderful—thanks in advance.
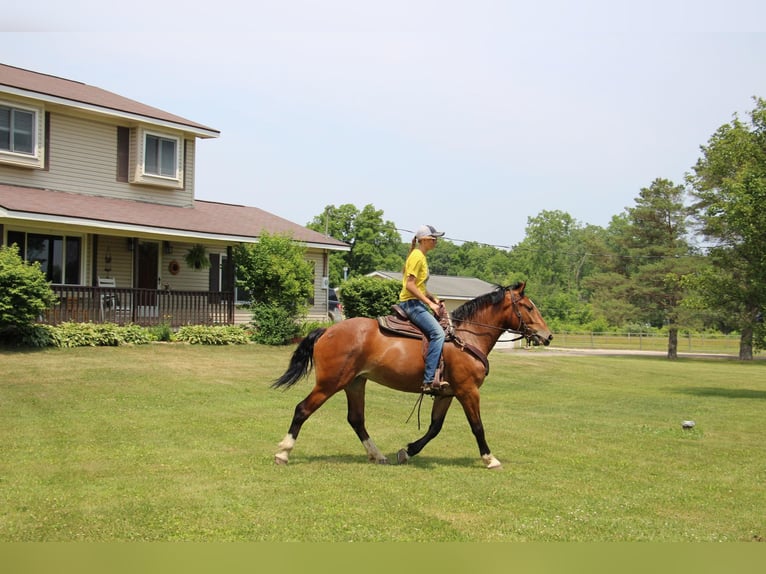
[687,97,766,359]
[0,244,57,340]
[307,204,402,284]
[233,233,314,343]
[625,178,695,359]
[509,210,598,325]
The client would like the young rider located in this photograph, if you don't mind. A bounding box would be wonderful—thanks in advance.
[398,224,448,394]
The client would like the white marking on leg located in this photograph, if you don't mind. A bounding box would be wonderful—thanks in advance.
[275,434,296,465]
[362,438,388,464]
[482,453,502,469]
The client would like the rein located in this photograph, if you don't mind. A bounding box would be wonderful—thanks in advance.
[450,292,534,344]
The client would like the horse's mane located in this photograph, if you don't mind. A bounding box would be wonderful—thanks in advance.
[451,282,523,322]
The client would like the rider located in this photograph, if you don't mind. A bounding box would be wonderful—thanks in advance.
[398,224,448,395]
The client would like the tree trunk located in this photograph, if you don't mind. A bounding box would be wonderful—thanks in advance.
[739,325,753,361]
[667,327,678,360]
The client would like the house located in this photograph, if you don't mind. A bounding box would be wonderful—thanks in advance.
[366,271,498,314]
[0,63,349,326]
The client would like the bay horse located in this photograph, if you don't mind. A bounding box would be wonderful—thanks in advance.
[272,281,552,469]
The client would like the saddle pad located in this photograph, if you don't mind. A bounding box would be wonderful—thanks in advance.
[377,315,424,339]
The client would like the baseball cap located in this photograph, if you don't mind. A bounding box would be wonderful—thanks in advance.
[415,224,445,239]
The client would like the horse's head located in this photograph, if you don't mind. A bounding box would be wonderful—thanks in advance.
[507,282,553,346]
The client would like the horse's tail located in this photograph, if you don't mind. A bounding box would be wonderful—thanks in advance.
[271,327,327,389]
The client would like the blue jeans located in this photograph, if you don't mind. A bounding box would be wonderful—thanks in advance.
[398,299,445,384]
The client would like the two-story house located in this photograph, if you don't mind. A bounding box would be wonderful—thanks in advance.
[0,63,349,326]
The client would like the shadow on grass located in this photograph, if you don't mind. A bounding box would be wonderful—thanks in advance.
[671,386,766,400]
[289,454,481,468]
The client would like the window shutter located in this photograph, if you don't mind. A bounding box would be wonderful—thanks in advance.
[117,126,129,181]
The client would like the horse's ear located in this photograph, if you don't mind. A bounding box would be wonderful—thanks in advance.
[518,280,526,295]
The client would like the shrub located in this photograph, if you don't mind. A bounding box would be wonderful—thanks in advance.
[0,245,57,336]
[338,276,400,318]
[250,303,300,345]
[0,323,58,348]
[148,322,174,342]
[120,324,155,345]
[175,325,251,345]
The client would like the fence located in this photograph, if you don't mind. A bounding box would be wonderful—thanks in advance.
[43,285,234,327]
[552,331,741,355]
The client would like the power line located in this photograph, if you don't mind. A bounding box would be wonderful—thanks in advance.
[396,228,712,260]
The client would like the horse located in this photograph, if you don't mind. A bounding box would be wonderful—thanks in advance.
[272,281,552,469]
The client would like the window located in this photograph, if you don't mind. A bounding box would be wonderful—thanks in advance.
[7,231,81,285]
[124,127,184,187]
[0,104,36,155]
[144,133,178,178]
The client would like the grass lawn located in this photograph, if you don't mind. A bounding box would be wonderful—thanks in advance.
[0,344,764,541]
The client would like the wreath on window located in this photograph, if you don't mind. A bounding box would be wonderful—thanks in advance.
[168,260,181,275]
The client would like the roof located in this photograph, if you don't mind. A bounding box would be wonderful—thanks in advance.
[0,184,349,251]
[0,63,219,138]
[367,271,497,300]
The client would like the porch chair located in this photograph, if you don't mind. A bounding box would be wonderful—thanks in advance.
[98,277,127,320]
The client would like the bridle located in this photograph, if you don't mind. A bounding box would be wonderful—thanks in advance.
[451,288,538,344]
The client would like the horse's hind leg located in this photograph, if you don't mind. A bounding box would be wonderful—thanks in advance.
[345,377,388,464]
[397,396,454,464]
[274,388,332,465]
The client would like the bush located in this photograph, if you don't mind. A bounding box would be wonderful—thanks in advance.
[55,322,123,347]
[0,323,59,348]
[175,324,251,345]
[250,303,300,345]
[148,322,174,342]
[338,276,401,318]
[0,244,57,332]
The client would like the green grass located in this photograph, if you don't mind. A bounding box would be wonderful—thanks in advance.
[0,345,764,541]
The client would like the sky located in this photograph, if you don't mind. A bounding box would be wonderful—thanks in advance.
[2,1,766,249]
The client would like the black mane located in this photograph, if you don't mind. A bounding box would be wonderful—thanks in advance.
[451,282,523,321]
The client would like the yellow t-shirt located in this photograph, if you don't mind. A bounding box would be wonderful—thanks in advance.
[399,249,429,302]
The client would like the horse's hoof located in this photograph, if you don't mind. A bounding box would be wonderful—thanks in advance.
[397,449,410,464]
[274,454,289,465]
[482,454,502,469]
[377,457,389,465]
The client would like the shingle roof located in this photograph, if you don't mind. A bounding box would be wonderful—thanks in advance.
[0,184,349,250]
[368,271,497,300]
[0,63,219,137]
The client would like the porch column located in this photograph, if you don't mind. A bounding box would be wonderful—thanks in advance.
[226,245,235,323]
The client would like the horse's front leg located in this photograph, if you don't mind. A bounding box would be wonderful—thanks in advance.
[397,395,454,464]
[458,388,502,470]
[345,377,388,464]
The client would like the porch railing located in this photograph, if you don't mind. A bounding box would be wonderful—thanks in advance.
[43,286,234,327]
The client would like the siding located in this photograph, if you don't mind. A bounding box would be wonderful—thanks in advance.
[0,110,196,208]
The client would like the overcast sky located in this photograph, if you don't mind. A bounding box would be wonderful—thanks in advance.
[3,1,765,248]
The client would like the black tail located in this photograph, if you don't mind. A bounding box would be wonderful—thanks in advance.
[271,328,327,389]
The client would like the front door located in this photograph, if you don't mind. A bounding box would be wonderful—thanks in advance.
[137,241,159,307]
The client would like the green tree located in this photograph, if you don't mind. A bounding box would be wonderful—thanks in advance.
[0,244,57,339]
[233,233,314,343]
[307,204,402,284]
[687,97,766,359]
[509,210,599,325]
[625,178,695,359]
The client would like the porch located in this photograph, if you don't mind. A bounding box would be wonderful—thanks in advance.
[44,285,235,327]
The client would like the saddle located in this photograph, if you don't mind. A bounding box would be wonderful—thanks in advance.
[377,303,490,377]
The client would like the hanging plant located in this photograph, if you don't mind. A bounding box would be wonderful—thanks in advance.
[184,244,211,270]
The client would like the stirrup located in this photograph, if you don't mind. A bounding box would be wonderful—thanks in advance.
[421,380,450,395]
